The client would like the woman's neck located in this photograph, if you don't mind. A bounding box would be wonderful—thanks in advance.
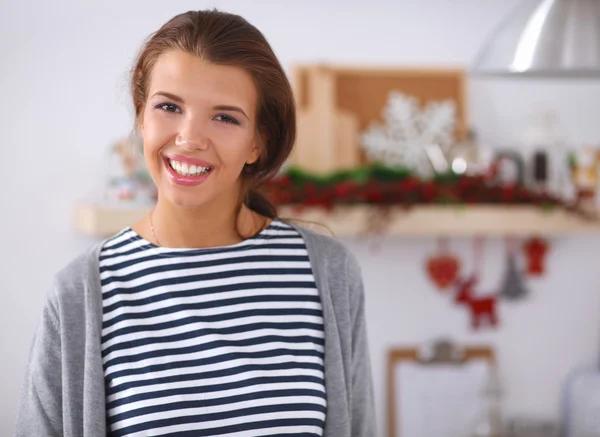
[135,196,269,249]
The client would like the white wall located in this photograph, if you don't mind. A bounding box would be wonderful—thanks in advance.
[2,0,600,434]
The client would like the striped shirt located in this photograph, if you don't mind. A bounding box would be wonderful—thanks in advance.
[99,220,326,437]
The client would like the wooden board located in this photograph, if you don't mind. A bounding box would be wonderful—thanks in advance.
[295,66,467,137]
[289,65,467,174]
[290,66,361,173]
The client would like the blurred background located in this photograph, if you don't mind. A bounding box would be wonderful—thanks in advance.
[3,0,600,436]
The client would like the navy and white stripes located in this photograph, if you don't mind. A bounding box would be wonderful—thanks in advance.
[99,221,326,436]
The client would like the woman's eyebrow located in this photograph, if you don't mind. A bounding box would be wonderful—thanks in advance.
[150,91,185,103]
[213,105,248,120]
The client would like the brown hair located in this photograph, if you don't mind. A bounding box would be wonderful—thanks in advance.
[131,9,295,219]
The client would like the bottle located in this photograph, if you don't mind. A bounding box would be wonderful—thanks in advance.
[471,368,504,437]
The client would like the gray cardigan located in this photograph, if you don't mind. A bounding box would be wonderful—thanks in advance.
[15,226,376,437]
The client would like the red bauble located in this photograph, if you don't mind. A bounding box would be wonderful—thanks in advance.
[398,177,418,192]
[278,175,291,187]
[501,185,516,202]
[334,182,351,198]
[304,183,318,196]
[426,255,460,289]
[421,181,437,202]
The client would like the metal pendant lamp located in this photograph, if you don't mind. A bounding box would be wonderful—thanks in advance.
[471,0,600,77]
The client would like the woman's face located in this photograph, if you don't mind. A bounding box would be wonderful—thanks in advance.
[140,49,261,209]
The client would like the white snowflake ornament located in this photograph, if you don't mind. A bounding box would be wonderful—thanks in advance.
[360,91,457,177]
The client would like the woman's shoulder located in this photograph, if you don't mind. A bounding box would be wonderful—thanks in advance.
[47,240,105,305]
[288,222,366,310]
[287,221,362,275]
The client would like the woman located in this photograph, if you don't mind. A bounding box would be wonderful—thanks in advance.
[16,9,375,437]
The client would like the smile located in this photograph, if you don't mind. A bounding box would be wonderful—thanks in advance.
[168,158,212,176]
[163,155,214,187]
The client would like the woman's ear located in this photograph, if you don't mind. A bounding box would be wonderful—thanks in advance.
[246,132,266,165]
[246,145,260,165]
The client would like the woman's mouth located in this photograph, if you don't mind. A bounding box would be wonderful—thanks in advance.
[164,156,214,186]
[168,158,212,176]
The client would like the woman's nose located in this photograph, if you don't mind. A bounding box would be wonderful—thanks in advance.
[176,118,209,151]
[175,135,208,151]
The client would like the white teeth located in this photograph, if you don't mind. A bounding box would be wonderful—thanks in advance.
[169,159,211,176]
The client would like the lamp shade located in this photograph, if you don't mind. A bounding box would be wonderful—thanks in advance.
[471,0,600,77]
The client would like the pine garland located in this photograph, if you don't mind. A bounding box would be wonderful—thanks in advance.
[263,164,565,210]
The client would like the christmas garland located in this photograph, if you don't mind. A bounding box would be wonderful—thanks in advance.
[263,164,565,210]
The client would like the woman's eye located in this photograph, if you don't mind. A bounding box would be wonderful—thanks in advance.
[156,103,181,113]
[215,114,240,125]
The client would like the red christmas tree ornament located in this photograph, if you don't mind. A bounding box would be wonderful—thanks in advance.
[426,238,460,290]
[523,237,550,276]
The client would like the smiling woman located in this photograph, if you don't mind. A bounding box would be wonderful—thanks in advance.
[139,53,261,224]
[130,13,295,248]
[15,9,376,437]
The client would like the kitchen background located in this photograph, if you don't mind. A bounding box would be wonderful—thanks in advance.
[2,0,600,436]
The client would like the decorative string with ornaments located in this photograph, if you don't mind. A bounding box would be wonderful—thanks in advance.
[424,235,551,331]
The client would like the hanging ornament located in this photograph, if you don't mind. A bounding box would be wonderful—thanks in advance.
[523,237,550,276]
[425,237,461,290]
[499,237,529,300]
[454,238,499,330]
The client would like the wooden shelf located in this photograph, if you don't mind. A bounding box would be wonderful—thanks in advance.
[278,205,600,237]
[73,203,600,238]
[73,204,152,237]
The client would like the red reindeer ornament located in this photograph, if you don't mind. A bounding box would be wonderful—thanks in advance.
[453,238,499,330]
[455,274,498,330]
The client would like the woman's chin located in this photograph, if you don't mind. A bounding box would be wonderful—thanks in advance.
[160,188,214,209]
[156,175,241,211]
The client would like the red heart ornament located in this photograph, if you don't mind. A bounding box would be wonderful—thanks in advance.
[426,255,460,289]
